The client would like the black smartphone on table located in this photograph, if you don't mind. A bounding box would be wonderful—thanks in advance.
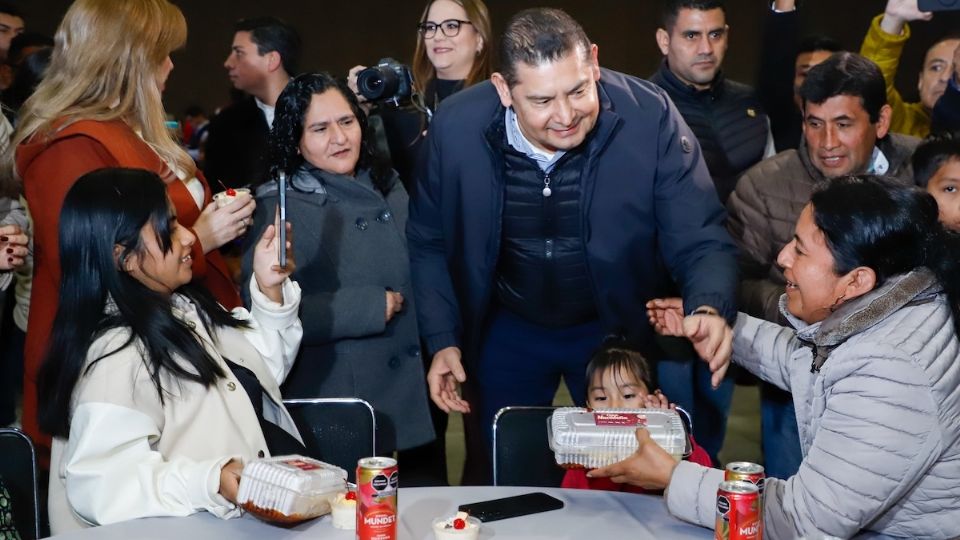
[919,0,960,11]
[458,492,564,522]
[278,172,287,269]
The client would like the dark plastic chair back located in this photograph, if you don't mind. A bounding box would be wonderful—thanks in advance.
[492,406,565,487]
[282,398,376,483]
[0,428,40,540]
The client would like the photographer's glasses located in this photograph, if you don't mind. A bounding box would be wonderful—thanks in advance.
[417,19,472,39]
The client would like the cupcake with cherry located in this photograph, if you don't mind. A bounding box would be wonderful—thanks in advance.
[330,489,357,530]
[213,187,251,208]
[432,511,481,540]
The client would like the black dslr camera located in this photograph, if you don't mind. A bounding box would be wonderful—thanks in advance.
[357,58,414,106]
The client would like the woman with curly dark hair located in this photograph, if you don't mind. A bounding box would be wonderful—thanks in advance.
[241,72,434,464]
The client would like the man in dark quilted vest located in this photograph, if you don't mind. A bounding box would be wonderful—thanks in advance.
[649,0,773,465]
[650,0,774,205]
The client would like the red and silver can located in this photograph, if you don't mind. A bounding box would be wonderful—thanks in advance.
[356,457,398,540]
[715,480,761,540]
[725,462,765,499]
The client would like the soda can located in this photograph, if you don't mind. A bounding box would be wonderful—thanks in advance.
[356,457,398,540]
[725,462,766,499]
[715,480,761,540]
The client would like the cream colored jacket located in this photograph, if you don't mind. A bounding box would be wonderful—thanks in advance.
[49,278,303,534]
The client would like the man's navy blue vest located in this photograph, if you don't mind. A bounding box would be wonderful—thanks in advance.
[491,128,597,327]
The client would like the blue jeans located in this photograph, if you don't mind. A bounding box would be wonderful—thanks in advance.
[656,354,735,465]
[476,309,604,457]
[760,382,803,479]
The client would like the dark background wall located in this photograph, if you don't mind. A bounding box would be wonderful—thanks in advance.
[17,0,960,117]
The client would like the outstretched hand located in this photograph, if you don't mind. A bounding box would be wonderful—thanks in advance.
[881,0,933,35]
[646,297,686,336]
[647,298,733,389]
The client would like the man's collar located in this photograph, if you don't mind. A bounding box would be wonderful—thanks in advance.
[868,146,890,175]
[504,107,565,171]
[797,137,889,181]
[254,98,276,129]
[658,59,724,96]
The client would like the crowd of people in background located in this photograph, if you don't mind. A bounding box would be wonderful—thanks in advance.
[1,0,960,538]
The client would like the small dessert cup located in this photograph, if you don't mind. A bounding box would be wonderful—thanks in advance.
[432,515,481,540]
[330,491,356,530]
[213,187,251,208]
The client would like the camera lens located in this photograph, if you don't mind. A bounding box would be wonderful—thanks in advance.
[358,66,400,101]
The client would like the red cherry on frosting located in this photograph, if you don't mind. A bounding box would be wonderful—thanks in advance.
[345,491,356,501]
[226,188,237,196]
[453,518,466,530]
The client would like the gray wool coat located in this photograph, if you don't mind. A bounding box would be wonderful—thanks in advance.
[666,269,960,539]
[241,165,434,451]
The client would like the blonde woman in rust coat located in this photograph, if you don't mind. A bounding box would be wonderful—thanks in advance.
[6,0,255,461]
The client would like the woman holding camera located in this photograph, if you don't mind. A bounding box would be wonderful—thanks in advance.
[241,73,435,463]
[345,0,493,485]
[596,176,960,539]
[348,0,492,189]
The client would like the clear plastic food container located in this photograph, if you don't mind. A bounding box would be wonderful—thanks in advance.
[236,455,347,524]
[548,408,690,469]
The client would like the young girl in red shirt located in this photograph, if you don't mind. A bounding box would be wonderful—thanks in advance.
[561,344,712,492]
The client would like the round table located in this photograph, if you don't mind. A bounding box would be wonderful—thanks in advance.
[49,485,714,539]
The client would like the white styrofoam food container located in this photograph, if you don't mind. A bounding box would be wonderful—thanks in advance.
[548,407,689,469]
[236,455,347,523]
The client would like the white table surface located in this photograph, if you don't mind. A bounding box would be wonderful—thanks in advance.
[48,485,714,539]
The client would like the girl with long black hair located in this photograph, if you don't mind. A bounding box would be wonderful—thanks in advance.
[39,168,302,534]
